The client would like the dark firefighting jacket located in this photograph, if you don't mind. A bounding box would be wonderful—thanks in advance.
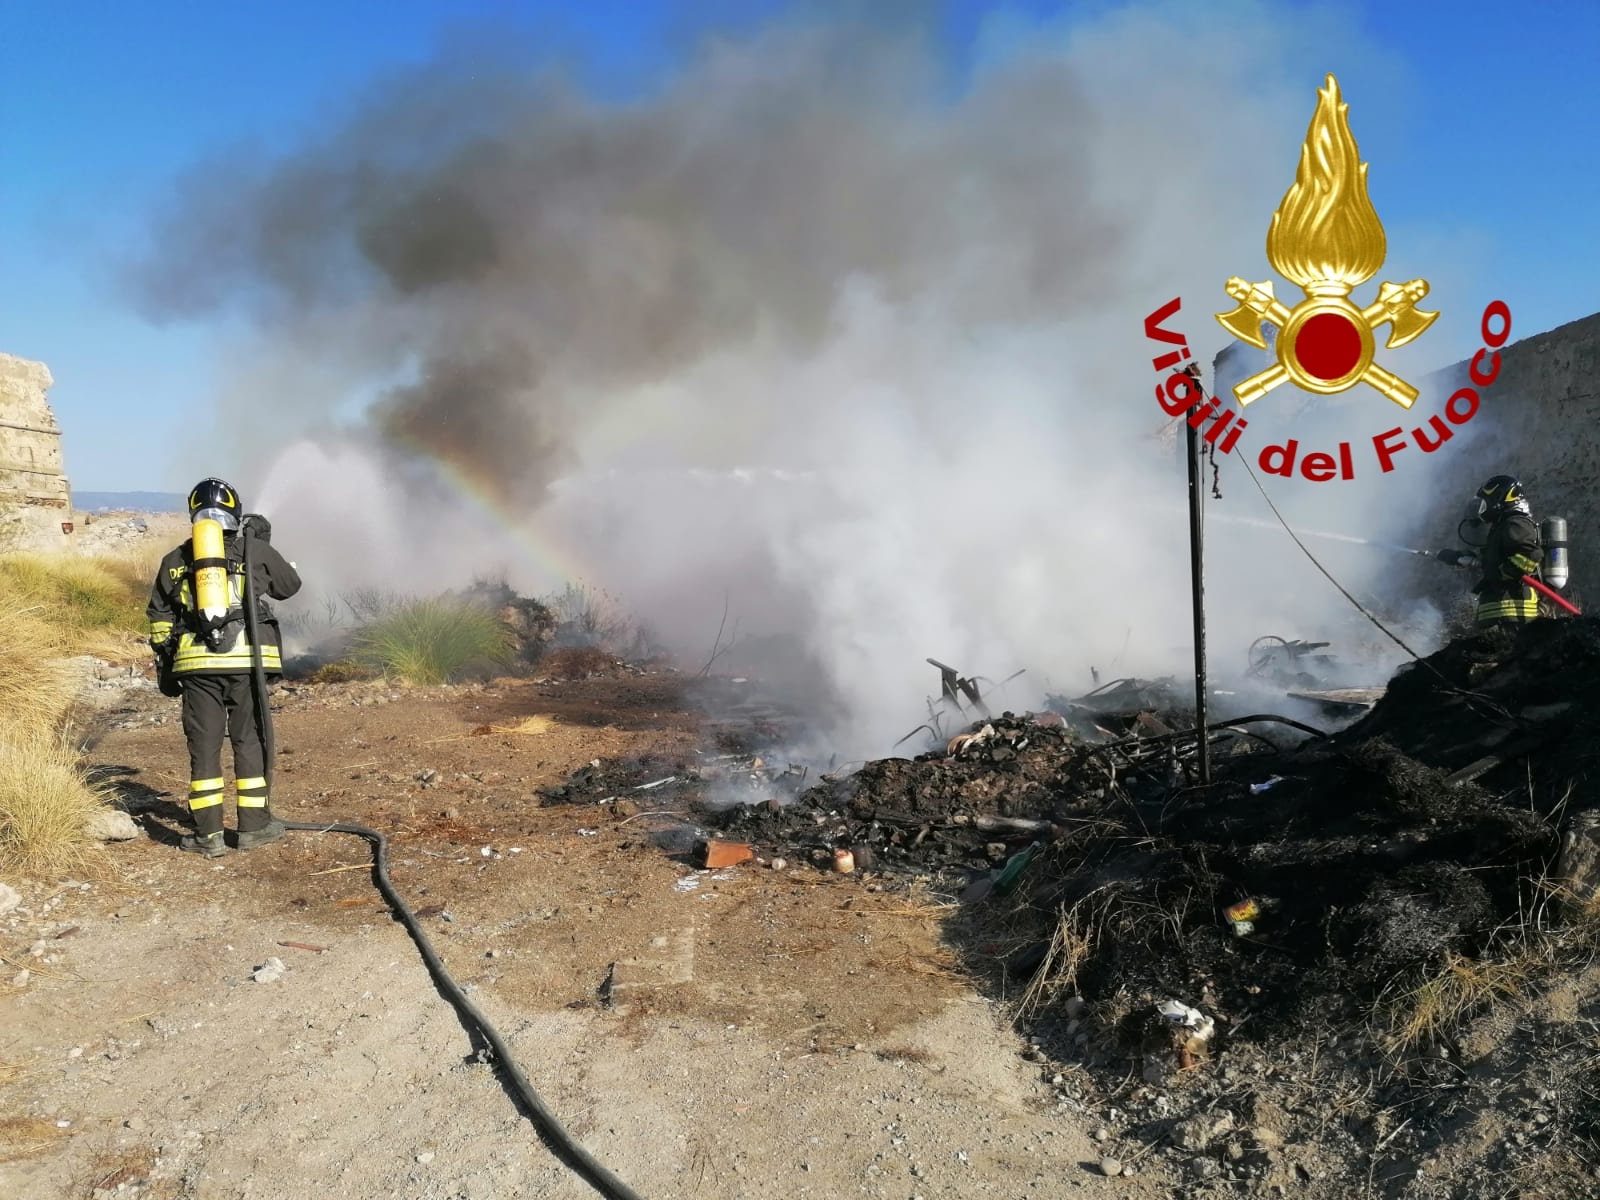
[1473,512,1542,625]
[146,533,301,675]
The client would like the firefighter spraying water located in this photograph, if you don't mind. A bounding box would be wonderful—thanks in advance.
[1189,473,1580,637]
[1433,475,1577,624]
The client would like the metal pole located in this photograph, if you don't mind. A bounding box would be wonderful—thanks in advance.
[1185,399,1211,785]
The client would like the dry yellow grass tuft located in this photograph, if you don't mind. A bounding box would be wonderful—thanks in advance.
[92,543,166,597]
[0,550,149,640]
[0,732,104,876]
[0,1114,68,1164]
[308,659,377,684]
[0,548,153,875]
[78,1145,165,1196]
[0,593,74,737]
[1385,950,1542,1051]
[1018,891,1109,1019]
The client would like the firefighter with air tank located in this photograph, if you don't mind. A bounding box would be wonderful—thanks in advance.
[146,478,301,857]
[1435,474,1570,629]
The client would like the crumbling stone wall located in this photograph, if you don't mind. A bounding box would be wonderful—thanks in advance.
[0,353,72,547]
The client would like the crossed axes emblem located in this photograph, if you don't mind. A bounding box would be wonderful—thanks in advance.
[1217,276,1438,409]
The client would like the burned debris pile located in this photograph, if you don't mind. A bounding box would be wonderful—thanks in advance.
[540,750,811,810]
[460,580,559,665]
[720,712,1107,873]
[539,753,693,805]
[1340,617,1600,801]
[714,621,1600,1047]
[717,706,1285,877]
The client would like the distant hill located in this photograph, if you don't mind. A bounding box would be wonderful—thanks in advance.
[75,491,186,513]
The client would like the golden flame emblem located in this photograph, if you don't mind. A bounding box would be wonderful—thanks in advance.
[1216,75,1437,407]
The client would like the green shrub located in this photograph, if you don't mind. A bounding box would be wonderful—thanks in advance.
[350,596,514,685]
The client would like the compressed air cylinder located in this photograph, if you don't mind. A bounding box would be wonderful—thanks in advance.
[192,518,230,627]
[1541,516,1570,590]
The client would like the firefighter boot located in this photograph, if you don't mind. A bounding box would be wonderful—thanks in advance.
[180,830,228,857]
[234,820,286,850]
[182,777,227,856]
[233,776,283,849]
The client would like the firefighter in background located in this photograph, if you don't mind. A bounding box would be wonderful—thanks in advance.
[147,478,302,857]
[1435,474,1543,628]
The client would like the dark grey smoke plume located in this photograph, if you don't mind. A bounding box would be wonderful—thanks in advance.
[132,23,1126,507]
[130,6,1434,752]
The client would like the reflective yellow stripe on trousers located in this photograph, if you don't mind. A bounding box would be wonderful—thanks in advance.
[188,777,225,811]
[236,776,269,809]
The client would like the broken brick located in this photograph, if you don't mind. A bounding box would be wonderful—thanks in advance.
[694,839,754,869]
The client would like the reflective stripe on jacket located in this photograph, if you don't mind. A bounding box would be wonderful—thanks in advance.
[1473,512,1542,627]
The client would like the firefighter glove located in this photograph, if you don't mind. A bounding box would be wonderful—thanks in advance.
[242,513,272,544]
[154,650,182,698]
[1436,549,1478,568]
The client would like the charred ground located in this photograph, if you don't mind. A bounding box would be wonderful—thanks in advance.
[8,618,1600,1199]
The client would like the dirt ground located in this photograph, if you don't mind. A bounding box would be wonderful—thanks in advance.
[1,670,1150,1200]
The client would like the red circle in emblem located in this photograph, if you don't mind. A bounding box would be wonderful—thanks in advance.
[1294,312,1364,381]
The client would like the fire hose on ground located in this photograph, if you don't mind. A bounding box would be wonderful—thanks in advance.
[239,527,645,1200]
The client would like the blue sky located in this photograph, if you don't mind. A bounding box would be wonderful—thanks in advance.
[4,0,1597,490]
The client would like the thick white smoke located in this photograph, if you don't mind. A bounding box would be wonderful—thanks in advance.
[130,5,1461,755]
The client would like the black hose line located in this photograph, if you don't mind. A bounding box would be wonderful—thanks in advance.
[1207,713,1328,739]
[239,528,275,795]
[239,529,644,1200]
[279,820,646,1200]
[233,534,1306,1196]
[1079,713,1325,780]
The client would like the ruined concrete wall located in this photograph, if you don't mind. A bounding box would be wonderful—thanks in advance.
[1397,311,1600,612]
[1212,310,1600,617]
[0,353,72,548]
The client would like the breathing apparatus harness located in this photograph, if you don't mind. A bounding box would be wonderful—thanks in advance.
[1455,507,1571,594]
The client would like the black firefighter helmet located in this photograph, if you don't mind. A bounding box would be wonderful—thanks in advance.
[1475,474,1528,520]
[187,477,243,531]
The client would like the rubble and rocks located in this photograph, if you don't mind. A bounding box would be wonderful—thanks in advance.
[1557,810,1600,914]
[84,807,142,842]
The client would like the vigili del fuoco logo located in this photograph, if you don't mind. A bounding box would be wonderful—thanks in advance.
[1143,74,1511,482]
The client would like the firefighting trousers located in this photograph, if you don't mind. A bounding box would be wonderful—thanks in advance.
[181,674,272,835]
